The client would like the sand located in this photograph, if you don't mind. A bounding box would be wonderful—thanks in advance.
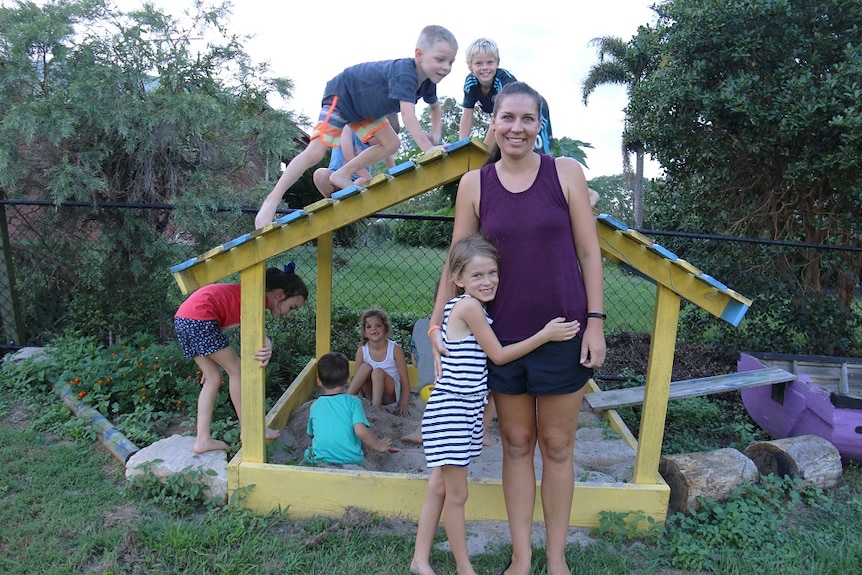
[270,388,637,484]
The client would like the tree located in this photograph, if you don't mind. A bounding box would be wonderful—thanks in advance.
[0,0,307,342]
[582,35,658,227]
[627,0,862,310]
[588,174,649,225]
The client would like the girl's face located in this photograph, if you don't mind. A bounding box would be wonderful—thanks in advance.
[491,94,540,155]
[272,295,305,319]
[468,52,498,87]
[454,255,499,304]
[363,315,388,342]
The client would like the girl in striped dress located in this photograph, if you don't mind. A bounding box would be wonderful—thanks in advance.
[410,234,581,575]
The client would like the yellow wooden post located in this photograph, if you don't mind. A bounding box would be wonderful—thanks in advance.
[632,283,680,484]
[316,231,333,357]
[240,262,267,463]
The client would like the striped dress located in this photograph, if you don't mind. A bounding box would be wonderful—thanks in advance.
[421,295,489,467]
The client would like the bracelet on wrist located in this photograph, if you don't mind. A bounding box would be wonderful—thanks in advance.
[427,324,442,337]
[586,312,607,320]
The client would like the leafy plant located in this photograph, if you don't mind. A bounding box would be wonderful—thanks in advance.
[127,461,220,513]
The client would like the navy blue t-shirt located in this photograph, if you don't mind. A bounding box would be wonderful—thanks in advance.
[323,58,438,122]
[461,68,554,154]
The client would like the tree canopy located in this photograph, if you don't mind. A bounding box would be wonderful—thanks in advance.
[0,0,304,208]
[627,0,862,307]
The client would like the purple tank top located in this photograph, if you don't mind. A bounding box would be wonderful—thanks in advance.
[479,154,587,341]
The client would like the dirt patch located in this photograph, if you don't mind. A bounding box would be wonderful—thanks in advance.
[597,332,737,384]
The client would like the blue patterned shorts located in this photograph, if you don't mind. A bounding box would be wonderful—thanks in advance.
[174,317,230,358]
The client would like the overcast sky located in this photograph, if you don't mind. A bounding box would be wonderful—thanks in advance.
[120,0,663,179]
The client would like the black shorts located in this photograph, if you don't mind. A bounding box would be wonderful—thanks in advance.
[488,337,592,396]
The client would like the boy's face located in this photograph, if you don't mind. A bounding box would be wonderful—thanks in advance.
[468,52,499,87]
[416,40,457,84]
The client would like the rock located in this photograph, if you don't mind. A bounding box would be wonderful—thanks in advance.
[125,434,228,504]
[4,346,48,364]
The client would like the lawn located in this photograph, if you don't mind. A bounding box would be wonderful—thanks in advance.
[2,379,861,574]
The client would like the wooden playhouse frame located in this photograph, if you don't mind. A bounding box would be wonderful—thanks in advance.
[171,138,756,526]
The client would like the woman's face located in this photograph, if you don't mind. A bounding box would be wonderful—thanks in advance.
[491,94,541,155]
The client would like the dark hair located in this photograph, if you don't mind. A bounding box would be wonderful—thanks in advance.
[317,352,350,389]
[486,81,544,164]
[448,234,500,295]
[265,266,308,300]
[358,307,392,343]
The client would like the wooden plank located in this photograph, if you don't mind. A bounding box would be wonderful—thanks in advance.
[585,367,796,411]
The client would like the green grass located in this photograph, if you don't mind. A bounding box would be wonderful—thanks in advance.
[268,242,656,331]
[2,387,862,574]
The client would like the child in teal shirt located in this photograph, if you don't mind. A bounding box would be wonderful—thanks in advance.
[305,352,392,465]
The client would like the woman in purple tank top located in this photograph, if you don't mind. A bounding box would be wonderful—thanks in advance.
[430,82,606,575]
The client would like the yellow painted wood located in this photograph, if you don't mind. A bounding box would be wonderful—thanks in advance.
[266,358,317,432]
[584,379,639,449]
[415,148,445,164]
[316,232,333,357]
[239,263,267,464]
[596,224,753,318]
[228,460,669,526]
[622,228,653,246]
[172,142,487,294]
[365,173,391,188]
[633,285,680,484]
[226,359,668,526]
[305,198,337,213]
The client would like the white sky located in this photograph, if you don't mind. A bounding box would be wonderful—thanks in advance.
[119,0,662,179]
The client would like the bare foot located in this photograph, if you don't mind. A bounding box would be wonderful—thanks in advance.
[193,437,230,454]
[329,171,363,191]
[401,430,422,445]
[265,428,280,440]
[409,559,436,575]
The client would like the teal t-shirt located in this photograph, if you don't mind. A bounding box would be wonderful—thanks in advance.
[305,394,370,465]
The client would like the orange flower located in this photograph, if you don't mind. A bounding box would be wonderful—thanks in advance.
[97,379,104,386]
[141,396,147,401]
[70,377,81,385]
[78,391,88,399]
[177,400,183,406]
[106,377,112,383]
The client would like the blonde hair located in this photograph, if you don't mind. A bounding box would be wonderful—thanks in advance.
[466,38,500,64]
[417,25,458,52]
[448,234,500,295]
[358,308,392,343]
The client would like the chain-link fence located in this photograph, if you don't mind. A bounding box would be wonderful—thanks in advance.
[2,200,860,360]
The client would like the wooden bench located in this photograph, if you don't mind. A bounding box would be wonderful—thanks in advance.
[585,367,796,411]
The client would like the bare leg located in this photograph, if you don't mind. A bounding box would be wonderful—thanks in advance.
[216,346,279,443]
[537,389,585,575]
[347,363,373,398]
[330,125,400,190]
[402,424,423,444]
[483,393,498,446]
[440,465,477,575]
[370,367,386,407]
[494,392,539,575]
[192,355,230,453]
[411,467,444,575]
[255,139,328,228]
[313,168,337,198]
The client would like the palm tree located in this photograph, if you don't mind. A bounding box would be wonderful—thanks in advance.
[582,36,646,227]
